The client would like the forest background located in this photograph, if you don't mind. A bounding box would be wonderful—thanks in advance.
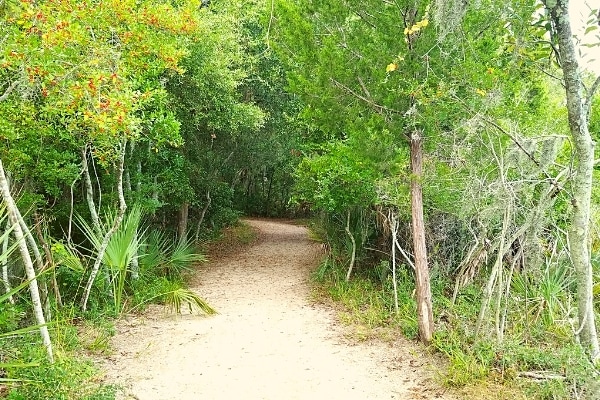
[0,0,599,399]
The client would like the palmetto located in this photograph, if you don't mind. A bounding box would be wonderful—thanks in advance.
[77,204,144,314]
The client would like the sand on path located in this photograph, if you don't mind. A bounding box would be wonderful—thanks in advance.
[103,219,454,400]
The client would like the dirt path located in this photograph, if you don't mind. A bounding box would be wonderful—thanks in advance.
[104,219,455,400]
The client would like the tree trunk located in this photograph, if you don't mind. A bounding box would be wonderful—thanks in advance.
[81,141,128,312]
[544,0,600,362]
[194,191,211,243]
[410,132,434,345]
[390,210,399,314]
[34,212,62,308]
[2,219,14,304]
[82,145,100,232]
[0,159,53,362]
[178,201,189,241]
[344,209,356,281]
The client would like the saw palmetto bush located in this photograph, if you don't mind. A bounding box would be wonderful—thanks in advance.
[131,230,214,315]
[77,204,144,314]
[139,230,206,279]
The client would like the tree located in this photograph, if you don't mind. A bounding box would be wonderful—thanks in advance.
[543,0,600,362]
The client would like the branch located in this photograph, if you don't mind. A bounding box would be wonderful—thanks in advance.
[451,94,554,182]
[536,65,565,87]
[587,75,600,104]
[357,76,372,101]
[0,80,18,102]
[517,371,566,381]
[331,78,401,115]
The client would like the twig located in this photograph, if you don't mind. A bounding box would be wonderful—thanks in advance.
[331,78,401,115]
[517,371,566,381]
[587,75,600,106]
[0,80,18,102]
[451,94,555,183]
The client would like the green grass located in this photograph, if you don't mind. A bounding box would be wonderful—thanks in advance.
[310,253,600,400]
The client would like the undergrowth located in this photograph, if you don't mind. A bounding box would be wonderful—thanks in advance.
[312,251,600,400]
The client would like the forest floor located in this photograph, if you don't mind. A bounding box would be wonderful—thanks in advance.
[101,219,458,400]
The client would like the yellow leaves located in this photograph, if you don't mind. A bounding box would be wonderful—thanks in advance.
[404,18,429,36]
[386,63,397,73]
[475,88,487,96]
[385,56,404,73]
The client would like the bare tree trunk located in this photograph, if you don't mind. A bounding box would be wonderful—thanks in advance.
[178,201,189,241]
[410,132,433,345]
[194,191,211,243]
[2,219,14,304]
[476,204,510,337]
[7,187,51,320]
[82,144,100,232]
[81,141,128,312]
[34,213,62,308]
[390,210,399,314]
[544,0,600,362]
[344,209,356,281]
[0,159,53,362]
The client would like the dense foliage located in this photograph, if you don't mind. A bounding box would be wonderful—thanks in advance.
[1,0,599,398]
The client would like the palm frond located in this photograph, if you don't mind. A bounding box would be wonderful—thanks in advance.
[164,288,216,315]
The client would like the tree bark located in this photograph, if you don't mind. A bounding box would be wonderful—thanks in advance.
[2,219,14,304]
[34,212,62,308]
[544,0,600,362]
[82,144,100,232]
[81,141,128,312]
[194,191,211,243]
[410,132,434,345]
[178,201,189,241]
[0,159,53,362]
[344,209,356,282]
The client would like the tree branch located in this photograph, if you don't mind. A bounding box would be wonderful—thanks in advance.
[0,80,18,102]
[587,75,600,104]
[330,78,401,115]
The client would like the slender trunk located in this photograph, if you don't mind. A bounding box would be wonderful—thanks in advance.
[122,143,139,280]
[2,219,14,304]
[0,159,53,362]
[124,169,132,194]
[390,211,399,314]
[545,0,600,361]
[34,213,62,308]
[410,132,433,345]
[178,201,189,241]
[82,145,100,232]
[344,209,356,282]
[136,159,142,192]
[265,169,274,216]
[151,174,159,215]
[11,193,51,320]
[81,141,128,312]
[194,191,211,243]
[476,204,511,336]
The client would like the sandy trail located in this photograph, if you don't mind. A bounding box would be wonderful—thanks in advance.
[104,219,454,400]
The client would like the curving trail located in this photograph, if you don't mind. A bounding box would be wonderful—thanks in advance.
[104,219,455,400]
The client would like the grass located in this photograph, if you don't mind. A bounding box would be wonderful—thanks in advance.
[309,249,600,400]
[202,220,258,257]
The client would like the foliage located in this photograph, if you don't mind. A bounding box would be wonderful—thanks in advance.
[77,204,144,314]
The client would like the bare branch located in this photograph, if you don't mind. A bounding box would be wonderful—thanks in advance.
[0,80,18,102]
[356,76,372,100]
[450,94,555,183]
[587,74,600,104]
[330,78,401,115]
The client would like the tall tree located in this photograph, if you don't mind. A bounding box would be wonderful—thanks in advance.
[543,0,600,362]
